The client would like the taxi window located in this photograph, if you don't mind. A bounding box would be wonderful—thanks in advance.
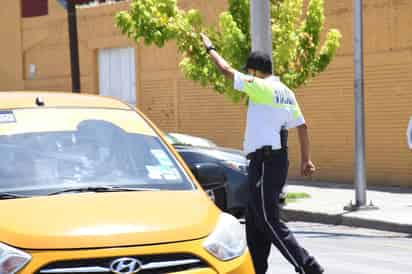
[0,108,193,195]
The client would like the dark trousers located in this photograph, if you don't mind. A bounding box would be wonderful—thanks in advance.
[245,149,323,274]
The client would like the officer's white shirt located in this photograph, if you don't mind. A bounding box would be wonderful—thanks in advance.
[233,71,305,154]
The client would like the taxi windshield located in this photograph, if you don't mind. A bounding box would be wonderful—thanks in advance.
[0,108,193,196]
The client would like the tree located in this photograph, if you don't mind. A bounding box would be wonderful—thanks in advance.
[116,0,342,103]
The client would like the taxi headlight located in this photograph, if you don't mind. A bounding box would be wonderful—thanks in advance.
[203,213,246,261]
[0,242,31,274]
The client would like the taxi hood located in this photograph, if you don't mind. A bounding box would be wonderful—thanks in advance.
[0,190,220,249]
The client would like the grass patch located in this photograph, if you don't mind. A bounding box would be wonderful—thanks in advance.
[285,192,310,203]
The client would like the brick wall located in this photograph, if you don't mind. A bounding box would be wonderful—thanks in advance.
[287,0,412,186]
[0,0,24,90]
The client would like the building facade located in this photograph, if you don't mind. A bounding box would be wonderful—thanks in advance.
[1,0,411,186]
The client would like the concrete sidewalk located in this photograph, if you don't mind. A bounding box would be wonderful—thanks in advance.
[282,180,412,234]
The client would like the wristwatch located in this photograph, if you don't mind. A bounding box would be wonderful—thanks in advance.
[206,46,216,53]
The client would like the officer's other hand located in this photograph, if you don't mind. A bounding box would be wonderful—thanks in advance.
[200,33,213,49]
[301,160,316,176]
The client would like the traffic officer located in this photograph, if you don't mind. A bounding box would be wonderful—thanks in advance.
[200,33,324,274]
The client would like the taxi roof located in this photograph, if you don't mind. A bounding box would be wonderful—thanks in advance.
[0,92,131,110]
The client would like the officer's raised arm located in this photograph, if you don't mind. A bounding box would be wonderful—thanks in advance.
[200,33,269,98]
[200,33,236,80]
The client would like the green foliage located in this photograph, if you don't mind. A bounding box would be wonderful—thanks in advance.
[116,0,341,103]
[285,192,311,203]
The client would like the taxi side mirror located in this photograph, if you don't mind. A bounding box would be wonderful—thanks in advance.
[190,163,226,187]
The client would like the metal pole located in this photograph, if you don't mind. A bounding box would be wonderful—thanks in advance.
[354,0,367,206]
[250,0,272,56]
[67,0,81,93]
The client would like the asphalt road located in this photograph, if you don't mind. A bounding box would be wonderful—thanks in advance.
[241,222,412,274]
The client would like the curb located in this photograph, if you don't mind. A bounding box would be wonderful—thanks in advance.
[281,208,412,234]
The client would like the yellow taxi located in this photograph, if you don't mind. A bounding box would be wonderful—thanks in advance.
[0,92,254,274]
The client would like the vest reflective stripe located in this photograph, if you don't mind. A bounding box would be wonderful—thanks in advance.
[243,79,302,119]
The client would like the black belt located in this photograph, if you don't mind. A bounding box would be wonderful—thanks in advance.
[246,146,286,161]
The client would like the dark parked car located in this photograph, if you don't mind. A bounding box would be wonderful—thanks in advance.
[165,134,249,217]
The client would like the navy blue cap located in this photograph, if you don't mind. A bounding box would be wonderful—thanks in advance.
[243,51,272,74]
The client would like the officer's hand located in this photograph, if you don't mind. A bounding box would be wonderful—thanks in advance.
[301,160,316,176]
[200,33,214,49]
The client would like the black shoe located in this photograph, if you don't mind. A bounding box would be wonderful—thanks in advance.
[279,192,287,204]
[303,261,324,274]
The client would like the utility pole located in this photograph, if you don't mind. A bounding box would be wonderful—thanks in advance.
[345,0,377,211]
[250,0,272,56]
[353,0,367,207]
[67,0,81,93]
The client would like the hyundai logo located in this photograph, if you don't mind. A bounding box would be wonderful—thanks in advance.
[110,258,142,274]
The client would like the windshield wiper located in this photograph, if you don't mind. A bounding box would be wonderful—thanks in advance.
[0,192,31,200]
[47,186,160,196]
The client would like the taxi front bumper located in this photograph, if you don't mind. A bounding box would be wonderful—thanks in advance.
[20,238,255,274]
